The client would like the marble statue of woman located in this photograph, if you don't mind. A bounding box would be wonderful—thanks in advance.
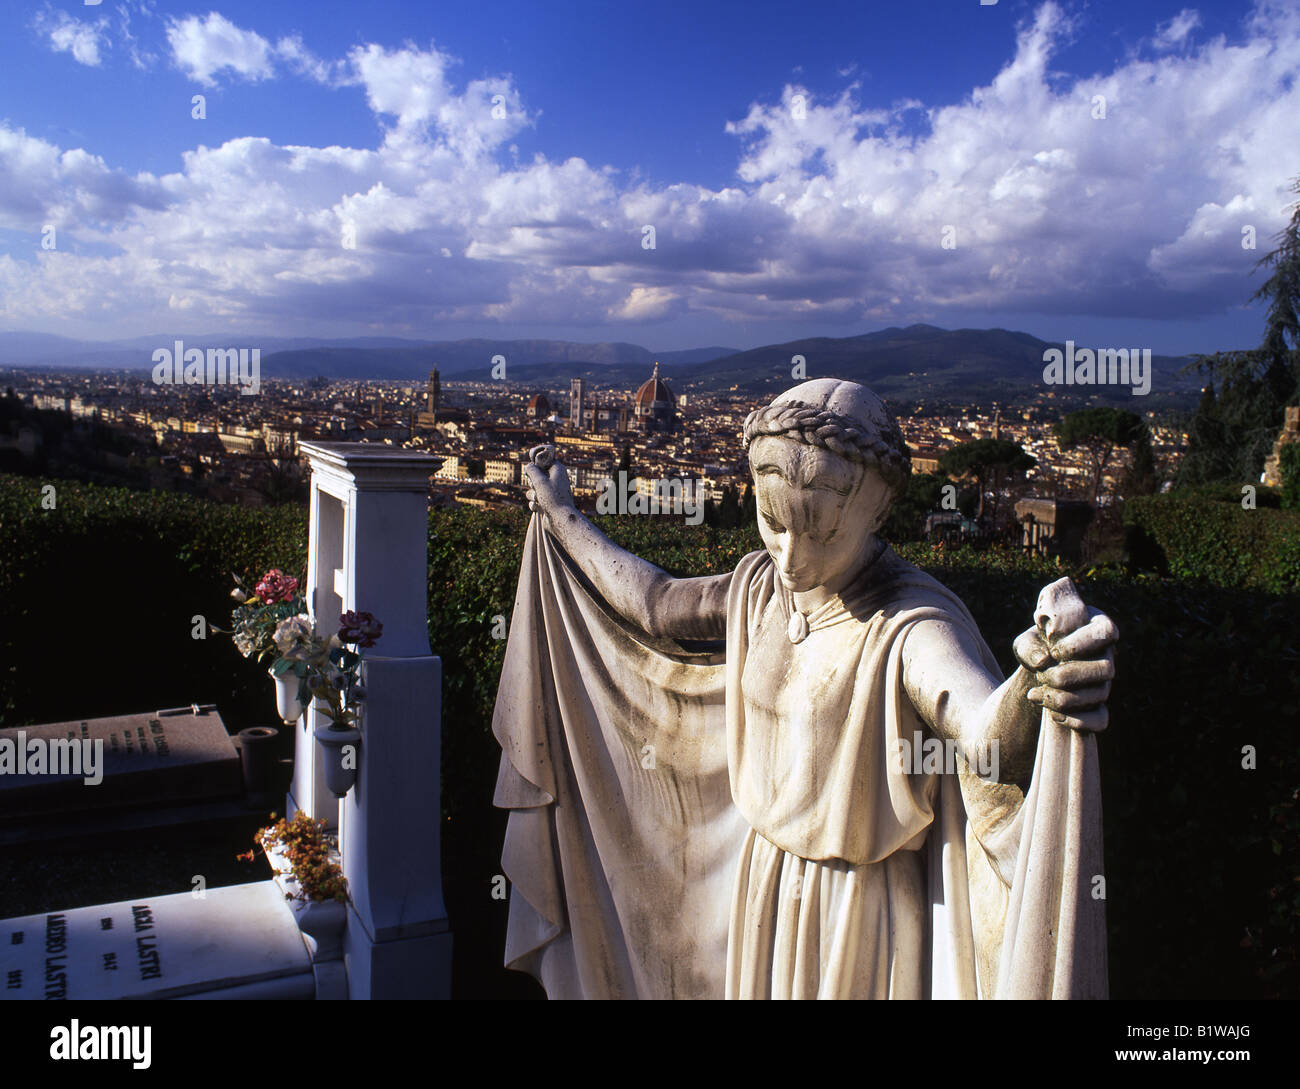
[492,379,1116,999]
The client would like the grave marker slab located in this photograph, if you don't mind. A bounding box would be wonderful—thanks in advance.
[0,882,313,999]
[0,705,241,823]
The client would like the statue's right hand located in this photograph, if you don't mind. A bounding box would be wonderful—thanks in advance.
[524,445,575,518]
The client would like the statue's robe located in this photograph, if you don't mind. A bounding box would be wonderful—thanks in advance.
[492,517,1107,999]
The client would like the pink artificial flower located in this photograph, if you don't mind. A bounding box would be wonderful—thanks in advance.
[256,568,299,604]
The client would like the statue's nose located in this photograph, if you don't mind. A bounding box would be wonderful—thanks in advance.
[777,537,806,578]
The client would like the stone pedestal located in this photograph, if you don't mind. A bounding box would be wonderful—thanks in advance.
[295,442,451,999]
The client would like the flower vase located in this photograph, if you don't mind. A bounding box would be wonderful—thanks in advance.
[314,724,361,797]
[290,893,347,961]
[270,668,304,724]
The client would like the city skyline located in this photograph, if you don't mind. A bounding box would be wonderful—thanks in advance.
[0,357,1180,516]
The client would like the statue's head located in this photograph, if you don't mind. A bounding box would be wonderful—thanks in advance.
[742,379,911,593]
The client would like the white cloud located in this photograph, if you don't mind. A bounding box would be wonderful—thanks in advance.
[117,2,160,71]
[35,9,110,67]
[165,11,275,86]
[4,2,1299,337]
[276,34,340,84]
[33,2,161,72]
[342,42,529,158]
[0,126,167,229]
[1153,9,1202,51]
[610,286,683,322]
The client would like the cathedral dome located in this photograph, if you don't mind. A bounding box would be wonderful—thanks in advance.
[634,363,675,410]
[632,362,677,433]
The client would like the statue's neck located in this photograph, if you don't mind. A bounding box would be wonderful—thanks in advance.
[790,536,886,614]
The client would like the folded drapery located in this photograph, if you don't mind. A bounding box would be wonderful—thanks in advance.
[492,516,1107,999]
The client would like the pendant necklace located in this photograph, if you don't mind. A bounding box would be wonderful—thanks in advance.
[783,540,887,645]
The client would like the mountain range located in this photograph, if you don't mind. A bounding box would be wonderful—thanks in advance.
[0,325,1205,404]
[0,332,733,373]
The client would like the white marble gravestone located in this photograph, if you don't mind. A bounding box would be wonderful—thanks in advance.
[0,883,314,1000]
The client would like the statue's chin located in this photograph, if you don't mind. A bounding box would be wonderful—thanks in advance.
[777,572,817,593]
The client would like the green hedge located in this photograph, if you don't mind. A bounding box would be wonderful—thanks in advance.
[1282,444,1300,510]
[1,473,1295,998]
[0,474,308,730]
[1125,491,1300,593]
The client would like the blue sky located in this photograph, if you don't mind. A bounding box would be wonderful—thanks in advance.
[0,0,1296,355]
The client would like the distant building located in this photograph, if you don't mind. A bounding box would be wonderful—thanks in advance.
[580,405,623,433]
[485,457,521,485]
[554,433,614,454]
[436,455,467,481]
[526,393,551,422]
[262,423,298,455]
[415,368,441,429]
[633,362,677,433]
[1014,498,1094,562]
[432,408,472,441]
[911,446,945,475]
[569,378,585,431]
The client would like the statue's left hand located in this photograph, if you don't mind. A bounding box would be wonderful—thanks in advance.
[523,445,576,521]
[1012,609,1118,733]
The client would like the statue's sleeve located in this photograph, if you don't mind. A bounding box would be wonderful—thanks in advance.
[491,517,750,998]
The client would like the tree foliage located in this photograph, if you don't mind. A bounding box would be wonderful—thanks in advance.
[1179,176,1300,484]
[1281,443,1300,510]
[937,438,1035,522]
[882,470,950,542]
[253,434,307,505]
[1122,420,1161,496]
[1054,406,1145,501]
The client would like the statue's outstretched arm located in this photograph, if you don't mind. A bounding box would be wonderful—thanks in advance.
[522,447,730,641]
[901,598,1117,784]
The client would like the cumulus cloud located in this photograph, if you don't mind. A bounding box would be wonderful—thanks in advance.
[3,2,1299,337]
[34,9,110,67]
[343,42,529,157]
[165,11,275,86]
[34,2,161,71]
[0,126,168,229]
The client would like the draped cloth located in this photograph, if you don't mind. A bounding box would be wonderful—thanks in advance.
[492,516,1107,999]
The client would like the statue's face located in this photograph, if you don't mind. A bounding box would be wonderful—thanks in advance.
[749,436,891,594]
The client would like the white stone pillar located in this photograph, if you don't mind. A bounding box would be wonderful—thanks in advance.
[297,442,451,999]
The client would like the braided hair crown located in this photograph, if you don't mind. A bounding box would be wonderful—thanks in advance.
[741,379,912,503]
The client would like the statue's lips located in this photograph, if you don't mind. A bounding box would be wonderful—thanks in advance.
[777,571,816,591]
